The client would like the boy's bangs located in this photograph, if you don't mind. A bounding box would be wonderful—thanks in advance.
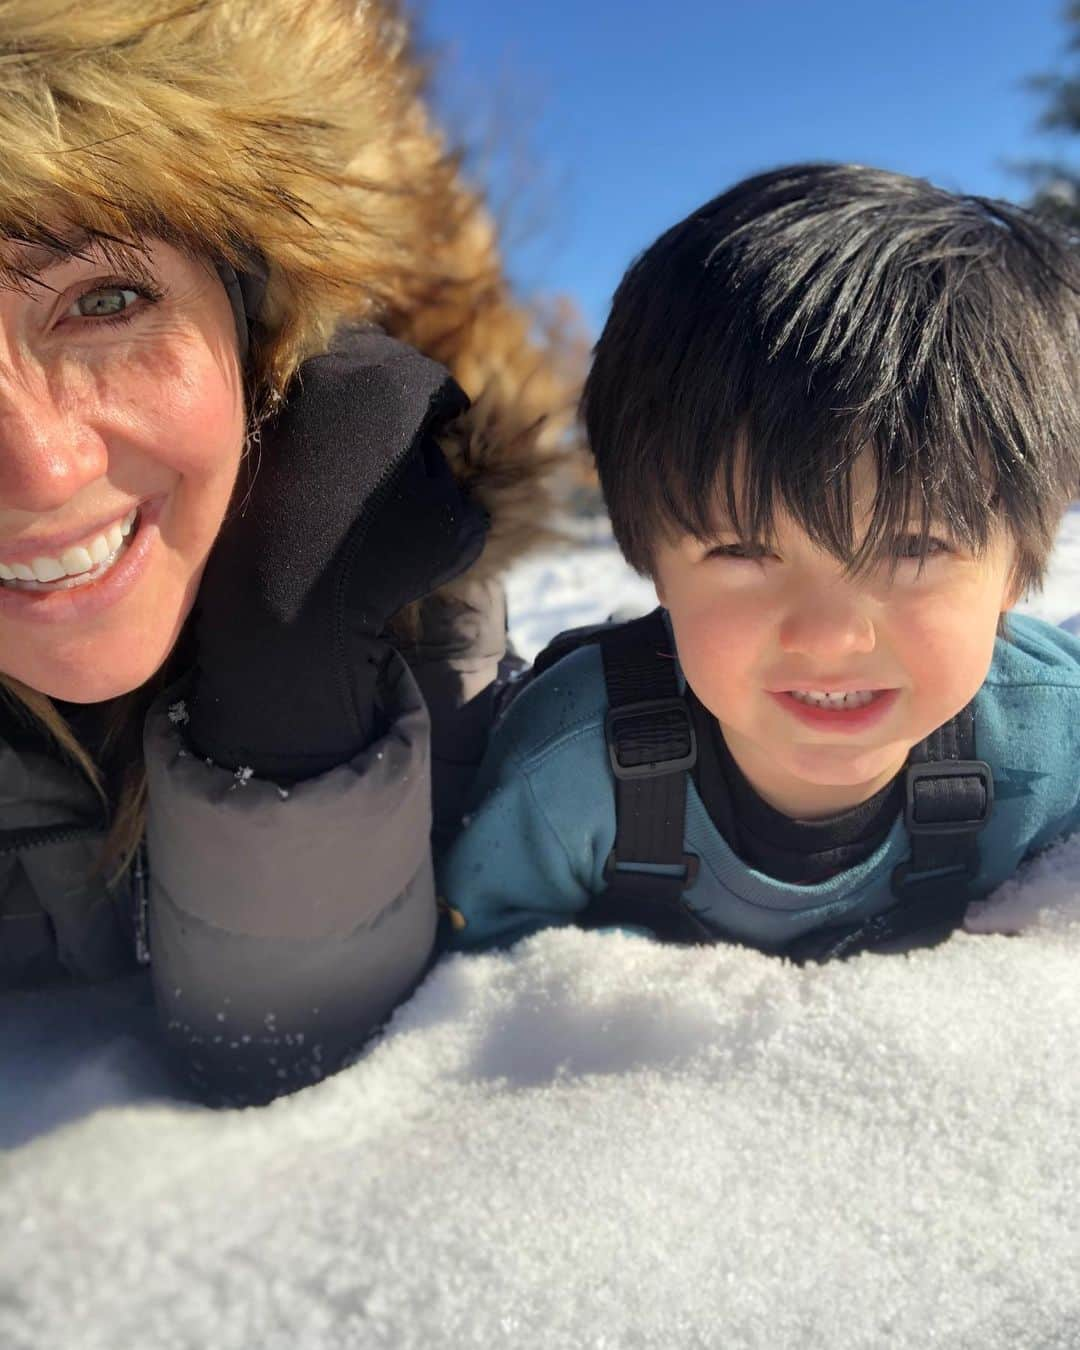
[657,408,1005,577]
[589,166,1080,589]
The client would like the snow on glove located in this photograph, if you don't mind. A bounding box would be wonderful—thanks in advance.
[187,328,487,780]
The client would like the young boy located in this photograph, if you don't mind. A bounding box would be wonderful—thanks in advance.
[437,163,1080,962]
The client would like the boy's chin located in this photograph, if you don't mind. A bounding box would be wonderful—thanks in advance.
[783,740,911,790]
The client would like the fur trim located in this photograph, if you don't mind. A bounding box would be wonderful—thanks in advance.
[0,0,573,585]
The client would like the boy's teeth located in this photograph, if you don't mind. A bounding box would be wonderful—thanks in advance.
[789,688,877,709]
[0,508,138,590]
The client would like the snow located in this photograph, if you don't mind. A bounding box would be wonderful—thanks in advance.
[505,514,656,662]
[3,508,1080,1350]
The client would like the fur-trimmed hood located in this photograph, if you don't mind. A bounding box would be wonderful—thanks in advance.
[0,0,571,583]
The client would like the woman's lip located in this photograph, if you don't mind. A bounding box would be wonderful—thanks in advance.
[0,498,163,627]
[0,506,144,568]
[769,688,900,733]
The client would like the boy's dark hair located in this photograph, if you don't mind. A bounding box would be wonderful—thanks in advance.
[583,163,1080,594]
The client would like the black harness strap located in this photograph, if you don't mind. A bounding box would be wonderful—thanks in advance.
[899,704,992,882]
[785,704,994,962]
[576,611,711,943]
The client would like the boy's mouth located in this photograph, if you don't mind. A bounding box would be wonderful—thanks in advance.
[771,687,899,733]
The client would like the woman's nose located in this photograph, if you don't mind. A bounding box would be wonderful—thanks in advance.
[0,392,109,514]
[777,592,876,659]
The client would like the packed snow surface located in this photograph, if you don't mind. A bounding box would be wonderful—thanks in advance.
[3,509,1080,1350]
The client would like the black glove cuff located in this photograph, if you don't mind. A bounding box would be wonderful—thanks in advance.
[185,639,391,783]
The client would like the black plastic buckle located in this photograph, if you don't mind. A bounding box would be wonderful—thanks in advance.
[603,851,701,889]
[604,697,697,780]
[903,760,994,836]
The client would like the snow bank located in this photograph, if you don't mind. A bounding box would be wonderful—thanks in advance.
[4,839,1080,1350]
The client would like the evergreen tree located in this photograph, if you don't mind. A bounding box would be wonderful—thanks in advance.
[1021,2,1080,229]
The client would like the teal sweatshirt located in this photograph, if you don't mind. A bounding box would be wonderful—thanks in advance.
[437,614,1080,952]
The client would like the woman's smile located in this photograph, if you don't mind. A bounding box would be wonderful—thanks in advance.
[0,497,165,626]
[0,504,139,588]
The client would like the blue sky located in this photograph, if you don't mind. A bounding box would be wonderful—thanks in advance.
[421,0,1075,333]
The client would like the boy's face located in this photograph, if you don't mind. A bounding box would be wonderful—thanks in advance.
[652,460,1020,819]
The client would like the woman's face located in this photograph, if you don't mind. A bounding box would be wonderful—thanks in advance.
[0,234,245,702]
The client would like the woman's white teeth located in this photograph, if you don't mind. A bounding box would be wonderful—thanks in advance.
[790,689,878,709]
[0,509,138,590]
[59,546,94,576]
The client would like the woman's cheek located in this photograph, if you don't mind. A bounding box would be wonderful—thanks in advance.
[95,337,244,478]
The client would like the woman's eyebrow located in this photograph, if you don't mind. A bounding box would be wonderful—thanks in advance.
[1,229,160,295]
[4,228,158,282]
[2,228,97,278]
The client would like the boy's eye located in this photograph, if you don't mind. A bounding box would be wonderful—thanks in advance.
[704,535,953,564]
[705,541,773,561]
[892,534,952,561]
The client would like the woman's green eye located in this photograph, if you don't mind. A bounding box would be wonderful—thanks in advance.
[71,286,138,319]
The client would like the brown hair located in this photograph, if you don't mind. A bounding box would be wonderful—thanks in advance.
[0,0,573,876]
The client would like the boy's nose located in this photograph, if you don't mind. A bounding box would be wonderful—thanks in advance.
[0,393,109,514]
[778,598,876,658]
